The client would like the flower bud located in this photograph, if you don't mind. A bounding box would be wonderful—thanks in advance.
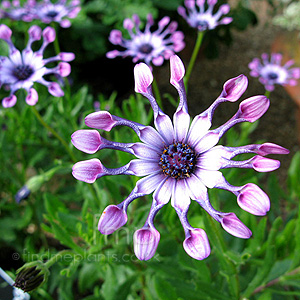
[221,213,252,239]
[13,261,49,293]
[183,228,210,260]
[98,205,127,235]
[133,226,160,261]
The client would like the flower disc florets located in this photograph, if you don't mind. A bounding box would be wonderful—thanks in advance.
[71,55,289,261]
[159,142,197,179]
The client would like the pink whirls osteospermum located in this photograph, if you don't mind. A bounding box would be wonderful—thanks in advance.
[106,14,185,66]
[72,55,288,261]
[0,0,35,22]
[178,0,233,31]
[32,0,81,28]
[0,24,75,107]
[248,53,300,92]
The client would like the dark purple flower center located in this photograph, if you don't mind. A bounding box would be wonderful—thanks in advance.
[196,20,209,30]
[138,43,153,54]
[267,72,279,80]
[46,10,59,18]
[13,65,34,81]
[159,142,197,179]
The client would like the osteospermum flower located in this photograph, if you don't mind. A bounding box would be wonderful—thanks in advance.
[32,0,81,28]
[0,24,75,107]
[248,53,300,92]
[72,55,288,261]
[106,14,185,66]
[178,0,233,31]
[0,0,35,22]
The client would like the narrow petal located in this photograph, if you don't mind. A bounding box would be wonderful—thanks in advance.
[153,177,174,205]
[173,109,190,142]
[183,228,210,260]
[0,24,12,40]
[130,143,160,160]
[139,126,165,150]
[128,159,161,176]
[171,179,190,211]
[194,132,219,154]
[71,130,102,154]
[134,226,160,261]
[187,115,211,146]
[154,112,175,144]
[221,213,252,239]
[196,146,225,170]
[194,168,223,189]
[98,205,127,235]
[135,173,165,194]
[237,183,270,216]
[185,174,207,200]
[72,159,103,183]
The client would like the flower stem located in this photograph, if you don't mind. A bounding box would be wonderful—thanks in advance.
[264,90,271,98]
[31,106,76,162]
[152,76,163,109]
[184,31,205,86]
[44,250,75,268]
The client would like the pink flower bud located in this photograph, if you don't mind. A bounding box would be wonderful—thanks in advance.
[71,130,102,154]
[85,111,117,131]
[183,228,210,260]
[170,55,185,87]
[133,226,160,261]
[25,88,38,106]
[221,213,252,239]
[72,158,103,183]
[98,205,127,235]
[239,96,269,122]
[237,183,270,216]
[43,27,56,43]
[134,63,153,93]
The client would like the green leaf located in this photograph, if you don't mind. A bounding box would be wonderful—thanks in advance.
[153,276,177,300]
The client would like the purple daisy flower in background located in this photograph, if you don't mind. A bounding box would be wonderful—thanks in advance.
[71,55,288,261]
[106,14,185,66]
[32,0,81,28]
[0,0,35,22]
[178,0,233,31]
[248,53,300,92]
[0,24,75,107]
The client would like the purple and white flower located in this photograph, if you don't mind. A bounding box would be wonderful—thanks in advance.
[0,24,75,107]
[0,0,35,22]
[106,14,185,66]
[72,55,288,261]
[178,0,233,31]
[249,53,300,92]
[32,0,81,28]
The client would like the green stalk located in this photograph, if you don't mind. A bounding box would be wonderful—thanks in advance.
[152,76,163,109]
[264,90,271,98]
[184,31,205,86]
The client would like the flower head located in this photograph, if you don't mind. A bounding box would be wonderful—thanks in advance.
[0,24,75,107]
[249,53,300,92]
[72,55,288,261]
[178,0,233,31]
[32,0,81,28]
[106,14,185,66]
[0,0,35,22]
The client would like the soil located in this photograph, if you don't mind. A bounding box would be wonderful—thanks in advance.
[153,1,299,187]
